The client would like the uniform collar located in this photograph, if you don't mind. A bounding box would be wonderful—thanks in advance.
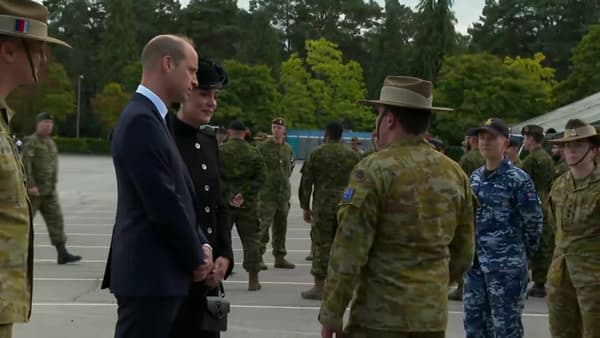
[567,165,600,191]
[0,97,14,124]
[483,157,512,179]
[383,136,428,149]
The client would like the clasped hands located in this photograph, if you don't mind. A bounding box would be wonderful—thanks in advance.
[192,245,229,289]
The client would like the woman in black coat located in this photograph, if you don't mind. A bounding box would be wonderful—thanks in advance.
[167,59,233,338]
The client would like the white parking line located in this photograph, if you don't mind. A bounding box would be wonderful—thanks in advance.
[34,232,311,240]
[34,244,311,253]
[28,302,550,317]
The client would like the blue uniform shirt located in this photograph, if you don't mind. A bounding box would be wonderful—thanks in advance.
[470,158,543,273]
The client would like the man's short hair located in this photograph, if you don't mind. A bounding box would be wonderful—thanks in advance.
[385,106,432,135]
[141,35,195,69]
[325,121,343,140]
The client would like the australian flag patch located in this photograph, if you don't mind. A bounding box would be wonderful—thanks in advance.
[342,187,355,202]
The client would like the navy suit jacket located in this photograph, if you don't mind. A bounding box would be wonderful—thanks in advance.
[102,93,207,297]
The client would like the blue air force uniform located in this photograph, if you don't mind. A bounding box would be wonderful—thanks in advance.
[463,158,543,338]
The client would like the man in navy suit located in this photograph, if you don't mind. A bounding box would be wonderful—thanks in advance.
[102,34,213,338]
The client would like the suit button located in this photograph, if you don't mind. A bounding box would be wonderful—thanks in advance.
[202,164,207,170]
[205,206,210,213]
[195,143,201,149]
[204,185,210,191]
[207,227,213,234]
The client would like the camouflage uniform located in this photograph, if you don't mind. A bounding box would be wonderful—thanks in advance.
[22,133,67,246]
[319,137,475,335]
[221,138,265,272]
[458,149,485,176]
[521,147,555,287]
[547,166,600,338]
[299,140,360,278]
[464,158,543,338]
[256,139,294,259]
[553,160,569,180]
[0,99,33,326]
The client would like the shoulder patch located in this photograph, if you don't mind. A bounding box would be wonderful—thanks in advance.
[342,187,355,202]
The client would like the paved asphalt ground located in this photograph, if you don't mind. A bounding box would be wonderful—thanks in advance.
[14,155,551,338]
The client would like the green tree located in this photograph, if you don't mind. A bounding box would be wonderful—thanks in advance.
[278,53,317,128]
[215,60,281,132]
[433,53,555,144]
[91,83,131,134]
[8,63,76,136]
[554,25,600,106]
[413,0,458,81]
[100,0,137,86]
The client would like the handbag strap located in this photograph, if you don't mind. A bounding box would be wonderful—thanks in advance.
[218,282,225,298]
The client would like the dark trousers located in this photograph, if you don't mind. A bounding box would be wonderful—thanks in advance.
[115,295,184,338]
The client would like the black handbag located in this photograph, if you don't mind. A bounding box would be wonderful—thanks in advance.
[200,283,230,332]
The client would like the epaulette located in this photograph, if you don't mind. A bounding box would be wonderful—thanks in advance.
[198,125,218,137]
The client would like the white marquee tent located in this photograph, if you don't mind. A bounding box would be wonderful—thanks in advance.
[511,92,600,133]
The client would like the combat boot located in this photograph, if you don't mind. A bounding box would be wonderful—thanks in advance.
[248,271,261,291]
[305,253,313,261]
[527,283,546,298]
[448,283,463,301]
[56,243,82,265]
[274,256,295,269]
[259,259,268,270]
[301,277,325,300]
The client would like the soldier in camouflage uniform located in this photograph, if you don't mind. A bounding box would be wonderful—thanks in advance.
[221,120,266,291]
[547,119,600,338]
[464,118,543,338]
[506,135,522,167]
[449,128,485,301]
[23,113,81,264]
[319,76,475,338]
[0,1,70,336]
[520,124,556,298]
[550,141,569,180]
[299,122,360,300]
[257,117,295,269]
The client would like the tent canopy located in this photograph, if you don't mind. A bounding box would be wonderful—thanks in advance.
[511,92,600,134]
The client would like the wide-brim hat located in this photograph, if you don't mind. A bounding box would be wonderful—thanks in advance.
[0,0,70,48]
[359,75,453,112]
[551,125,600,144]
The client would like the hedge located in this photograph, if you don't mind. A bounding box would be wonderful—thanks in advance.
[54,137,111,155]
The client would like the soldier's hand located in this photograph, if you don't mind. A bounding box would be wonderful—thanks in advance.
[303,209,312,223]
[28,186,40,197]
[321,325,343,338]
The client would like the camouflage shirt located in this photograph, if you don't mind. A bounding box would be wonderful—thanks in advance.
[319,136,475,331]
[221,138,266,206]
[553,160,569,180]
[256,139,294,202]
[0,99,32,323]
[471,158,543,272]
[299,140,360,214]
[549,166,600,288]
[521,147,554,201]
[22,133,59,195]
[459,149,485,176]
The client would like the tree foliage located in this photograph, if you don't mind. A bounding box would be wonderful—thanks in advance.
[91,83,131,134]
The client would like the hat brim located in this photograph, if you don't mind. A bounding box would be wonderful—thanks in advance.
[550,134,600,144]
[1,31,71,48]
[359,99,453,112]
[474,126,508,138]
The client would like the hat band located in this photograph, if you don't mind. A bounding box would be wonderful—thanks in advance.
[379,86,432,107]
[0,15,48,39]
[566,125,597,138]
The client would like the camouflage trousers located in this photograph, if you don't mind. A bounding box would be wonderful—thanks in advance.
[547,257,600,338]
[310,210,338,278]
[259,199,290,258]
[30,193,67,246]
[0,324,12,338]
[463,265,528,338]
[530,216,555,284]
[230,203,261,273]
[344,324,444,338]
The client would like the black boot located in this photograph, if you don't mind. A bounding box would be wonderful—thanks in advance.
[56,243,82,265]
[527,283,546,298]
